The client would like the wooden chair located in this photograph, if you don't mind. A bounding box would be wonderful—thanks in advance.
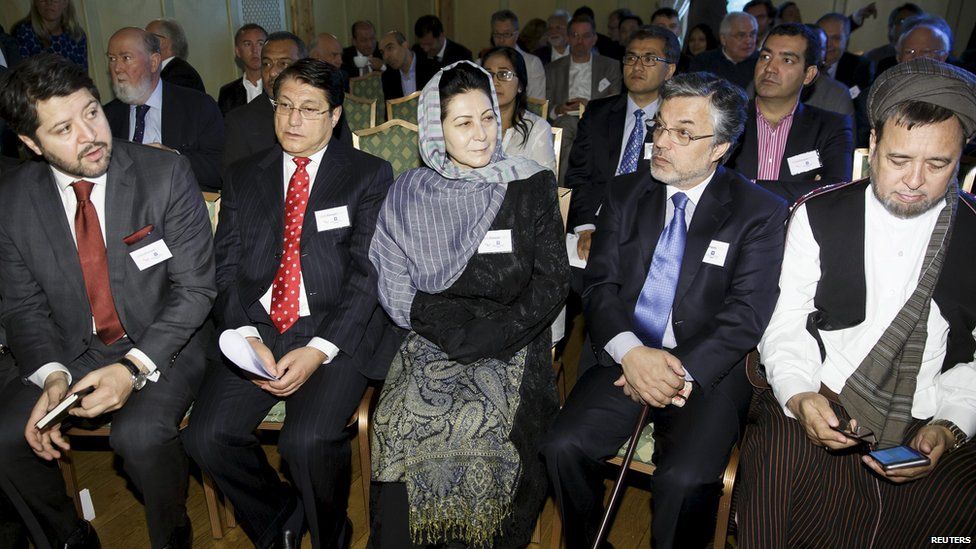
[385,91,421,125]
[349,72,384,118]
[578,102,586,118]
[852,148,870,181]
[963,164,976,193]
[527,97,549,120]
[343,94,377,133]
[551,128,564,177]
[352,119,421,178]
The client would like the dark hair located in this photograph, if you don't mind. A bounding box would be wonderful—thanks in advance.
[873,100,964,149]
[481,46,529,145]
[889,3,924,29]
[775,2,798,21]
[815,12,851,36]
[804,23,827,67]
[651,7,680,21]
[619,15,643,28]
[273,58,345,111]
[573,6,595,19]
[627,26,681,64]
[569,14,596,34]
[235,23,268,45]
[682,23,719,56]
[265,31,308,58]
[763,23,822,68]
[438,63,492,122]
[660,72,748,161]
[744,0,775,19]
[351,20,375,40]
[415,14,444,39]
[0,54,101,139]
[491,9,519,29]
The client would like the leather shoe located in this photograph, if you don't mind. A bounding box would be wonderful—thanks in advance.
[61,520,100,549]
[161,519,192,549]
[271,529,298,549]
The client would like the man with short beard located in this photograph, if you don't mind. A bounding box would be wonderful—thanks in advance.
[0,54,215,549]
[738,58,976,546]
[103,27,224,191]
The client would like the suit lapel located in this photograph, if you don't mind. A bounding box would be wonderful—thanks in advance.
[738,103,759,176]
[256,147,285,235]
[607,95,627,172]
[636,175,667,273]
[301,142,352,247]
[104,145,136,314]
[160,82,181,148]
[779,102,812,180]
[29,165,88,300]
[674,168,732,306]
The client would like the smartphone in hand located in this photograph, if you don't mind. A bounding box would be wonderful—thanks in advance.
[868,445,931,471]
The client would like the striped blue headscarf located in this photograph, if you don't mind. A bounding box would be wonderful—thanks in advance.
[369,61,545,328]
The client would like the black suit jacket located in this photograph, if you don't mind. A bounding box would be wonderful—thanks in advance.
[0,141,216,377]
[726,101,853,187]
[833,51,874,93]
[381,55,439,102]
[0,26,21,72]
[161,57,207,94]
[689,49,758,91]
[564,94,651,230]
[222,93,354,171]
[583,166,788,399]
[341,45,382,78]
[217,78,248,117]
[215,141,397,378]
[104,81,225,191]
[413,39,472,67]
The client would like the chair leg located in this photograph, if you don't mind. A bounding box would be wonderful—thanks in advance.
[532,514,542,544]
[58,448,84,519]
[549,497,563,549]
[202,473,224,539]
[357,386,374,522]
[224,499,236,529]
[713,445,741,548]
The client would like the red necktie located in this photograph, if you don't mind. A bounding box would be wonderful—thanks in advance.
[71,181,125,345]
[270,157,312,333]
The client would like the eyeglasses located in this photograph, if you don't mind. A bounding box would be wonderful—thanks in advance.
[486,69,516,82]
[900,48,948,59]
[270,100,331,120]
[569,32,595,40]
[492,32,516,40]
[261,58,294,71]
[729,30,758,41]
[651,121,714,146]
[622,53,670,67]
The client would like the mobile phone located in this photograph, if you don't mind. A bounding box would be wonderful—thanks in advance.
[832,424,871,440]
[868,445,931,471]
[35,386,95,431]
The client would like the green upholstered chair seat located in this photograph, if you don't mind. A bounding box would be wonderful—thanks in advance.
[615,423,655,464]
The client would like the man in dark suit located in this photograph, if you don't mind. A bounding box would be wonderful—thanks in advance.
[147,19,207,94]
[540,72,788,549]
[690,11,760,91]
[817,13,874,97]
[217,24,268,116]
[103,27,224,191]
[379,30,438,102]
[0,55,215,549]
[533,10,571,66]
[413,15,471,67]
[0,24,23,159]
[341,20,383,78]
[726,24,853,199]
[183,59,395,549]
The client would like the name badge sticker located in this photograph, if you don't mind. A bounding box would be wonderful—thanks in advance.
[849,85,861,99]
[130,239,173,271]
[702,240,729,267]
[787,150,822,176]
[478,229,513,254]
[644,142,654,160]
[315,206,351,232]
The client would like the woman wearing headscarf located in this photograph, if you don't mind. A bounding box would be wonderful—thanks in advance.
[368,61,569,548]
[12,0,87,68]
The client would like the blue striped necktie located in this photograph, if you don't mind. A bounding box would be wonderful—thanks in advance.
[633,192,689,348]
[617,109,646,175]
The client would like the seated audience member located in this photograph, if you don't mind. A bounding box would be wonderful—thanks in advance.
[490,10,546,99]
[745,0,775,46]
[341,20,383,77]
[0,54,216,549]
[726,24,853,199]
[540,72,789,549]
[606,8,632,47]
[103,27,224,191]
[565,26,677,261]
[217,23,267,116]
[482,46,556,172]
[775,2,802,25]
[533,10,571,66]
[690,12,759,91]
[147,18,206,94]
[739,58,976,547]
[683,23,718,58]
[802,24,854,118]
[864,3,924,66]
[368,61,568,548]
[379,30,438,102]
[652,8,691,72]
[617,15,643,46]
[310,32,354,94]
[183,58,395,549]
[12,0,87,68]
[574,6,622,60]
[817,12,873,99]
[414,14,471,67]
[518,18,548,54]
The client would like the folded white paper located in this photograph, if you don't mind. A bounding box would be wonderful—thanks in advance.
[566,234,587,269]
[219,329,278,380]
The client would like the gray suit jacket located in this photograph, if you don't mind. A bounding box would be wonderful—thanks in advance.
[803,75,854,118]
[544,53,622,111]
[0,140,216,377]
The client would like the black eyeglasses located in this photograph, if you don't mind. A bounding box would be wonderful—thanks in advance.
[270,99,331,120]
[622,53,670,67]
[651,120,714,146]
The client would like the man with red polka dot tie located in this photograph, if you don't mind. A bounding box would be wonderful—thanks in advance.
[183,59,397,549]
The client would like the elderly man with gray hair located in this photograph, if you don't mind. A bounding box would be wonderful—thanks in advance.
[146,18,206,93]
[689,11,760,90]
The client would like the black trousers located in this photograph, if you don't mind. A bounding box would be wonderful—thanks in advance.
[0,332,207,549]
[539,364,748,549]
[182,326,367,549]
[0,352,30,549]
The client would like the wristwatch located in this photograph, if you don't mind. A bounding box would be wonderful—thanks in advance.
[929,419,968,452]
[118,356,148,391]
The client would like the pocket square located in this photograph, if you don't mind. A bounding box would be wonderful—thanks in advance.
[123,224,154,245]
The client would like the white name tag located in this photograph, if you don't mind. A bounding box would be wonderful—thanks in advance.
[787,150,822,176]
[478,229,513,254]
[129,239,172,271]
[315,206,351,232]
[598,78,611,92]
[702,240,729,267]
[644,142,654,160]
[849,85,860,99]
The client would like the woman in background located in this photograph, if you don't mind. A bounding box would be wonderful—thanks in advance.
[683,23,718,58]
[13,0,87,68]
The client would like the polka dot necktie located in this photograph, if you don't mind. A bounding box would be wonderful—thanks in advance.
[132,104,150,144]
[270,157,312,333]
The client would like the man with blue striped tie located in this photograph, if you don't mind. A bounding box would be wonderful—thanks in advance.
[541,72,789,549]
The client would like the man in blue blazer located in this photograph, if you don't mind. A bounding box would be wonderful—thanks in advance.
[182,59,396,549]
[541,73,788,549]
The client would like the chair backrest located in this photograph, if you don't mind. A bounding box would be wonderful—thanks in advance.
[526,97,549,120]
[202,192,220,235]
[353,119,421,177]
[557,187,571,231]
[963,164,976,194]
[578,102,586,118]
[852,147,870,181]
[386,91,421,124]
[349,72,384,115]
[551,126,563,177]
[344,94,377,132]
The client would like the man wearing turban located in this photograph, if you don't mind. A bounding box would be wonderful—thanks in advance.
[737,58,976,546]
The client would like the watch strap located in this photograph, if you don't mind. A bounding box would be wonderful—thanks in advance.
[929,419,967,452]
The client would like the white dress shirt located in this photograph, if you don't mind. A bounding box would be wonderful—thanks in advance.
[516,45,547,100]
[604,171,716,381]
[242,76,263,103]
[435,38,447,63]
[502,111,556,173]
[760,186,976,437]
[127,79,163,145]
[28,168,160,387]
[234,146,340,365]
[568,57,593,101]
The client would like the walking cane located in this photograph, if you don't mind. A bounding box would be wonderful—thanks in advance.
[591,402,652,549]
